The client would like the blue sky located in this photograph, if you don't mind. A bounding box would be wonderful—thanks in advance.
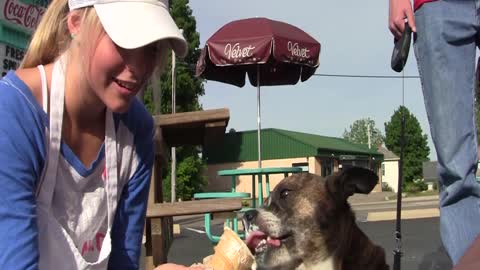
[189,0,435,160]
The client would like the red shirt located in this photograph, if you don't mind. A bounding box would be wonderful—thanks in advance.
[414,0,437,11]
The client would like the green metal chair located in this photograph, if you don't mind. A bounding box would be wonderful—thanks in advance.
[193,192,250,244]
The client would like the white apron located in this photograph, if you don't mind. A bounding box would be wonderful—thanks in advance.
[36,57,119,270]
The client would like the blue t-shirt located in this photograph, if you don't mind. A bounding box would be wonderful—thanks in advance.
[0,71,154,269]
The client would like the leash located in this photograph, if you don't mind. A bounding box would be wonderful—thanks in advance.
[392,68,405,270]
[390,21,412,270]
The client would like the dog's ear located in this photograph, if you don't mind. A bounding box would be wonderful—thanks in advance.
[328,167,379,199]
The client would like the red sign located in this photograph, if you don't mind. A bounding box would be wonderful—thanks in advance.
[2,0,45,31]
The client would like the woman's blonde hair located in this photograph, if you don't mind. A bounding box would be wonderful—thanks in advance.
[21,0,66,68]
[20,0,171,106]
[20,0,169,92]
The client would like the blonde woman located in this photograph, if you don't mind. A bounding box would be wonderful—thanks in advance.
[0,0,205,269]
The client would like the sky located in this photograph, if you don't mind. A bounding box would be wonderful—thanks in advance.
[189,0,436,160]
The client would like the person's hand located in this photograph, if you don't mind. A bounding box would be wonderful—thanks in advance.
[389,0,416,40]
[154,263,211,270]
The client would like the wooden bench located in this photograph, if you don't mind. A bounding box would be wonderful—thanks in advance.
[144,198,242,268]
[143,108,238,269]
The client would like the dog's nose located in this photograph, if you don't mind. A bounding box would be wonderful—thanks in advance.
[244,209,258,222]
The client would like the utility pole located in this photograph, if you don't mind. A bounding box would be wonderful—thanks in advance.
[367,122,372,149]
[171,46,177,203]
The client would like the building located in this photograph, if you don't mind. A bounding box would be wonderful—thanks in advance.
[378,146,400,192]
[422,161,437,190]
[0,0,47,75]
[203,128,384,197]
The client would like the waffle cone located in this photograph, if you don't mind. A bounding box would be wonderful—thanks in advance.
[205,227,255,270]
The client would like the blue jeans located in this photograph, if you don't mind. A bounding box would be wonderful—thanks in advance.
[414,0,480,265]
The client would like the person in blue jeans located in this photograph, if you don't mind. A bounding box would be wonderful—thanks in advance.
[389,0,480,266]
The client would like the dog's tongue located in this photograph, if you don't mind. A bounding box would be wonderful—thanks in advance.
[245,231,267,252]
[245,231,282,252]
[267,237,281,247]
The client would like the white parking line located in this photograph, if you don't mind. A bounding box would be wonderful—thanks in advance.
[184,227,206,234]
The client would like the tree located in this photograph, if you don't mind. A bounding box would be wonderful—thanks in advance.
[143,0,207,201]
[384,106,430,183]
[343,118,384,148]
[162,148,207,201]
[143,0,204,114]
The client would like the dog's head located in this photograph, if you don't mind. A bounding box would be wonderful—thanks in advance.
[243,167,378,269]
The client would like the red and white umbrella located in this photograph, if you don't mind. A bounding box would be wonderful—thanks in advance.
[196,17,321,167]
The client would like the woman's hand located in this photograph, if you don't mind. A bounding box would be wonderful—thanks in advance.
[389,0,416,40]
[154,263,211,270]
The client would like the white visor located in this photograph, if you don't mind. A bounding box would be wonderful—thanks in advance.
[69,0,188,57]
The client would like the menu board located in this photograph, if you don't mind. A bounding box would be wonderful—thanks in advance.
[0,43,24,76]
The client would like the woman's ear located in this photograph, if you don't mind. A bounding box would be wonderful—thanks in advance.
[67,11,83,37]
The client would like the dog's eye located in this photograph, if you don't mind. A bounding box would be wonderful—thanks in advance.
[280,189,291,199]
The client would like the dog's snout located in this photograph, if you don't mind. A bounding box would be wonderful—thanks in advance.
[244,209,258,222]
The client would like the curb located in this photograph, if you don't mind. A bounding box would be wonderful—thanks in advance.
[366,208,440,222]
[350,195,439,206]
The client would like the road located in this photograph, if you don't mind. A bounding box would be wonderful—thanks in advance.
[166,196,452,269]
[352,195,440,221]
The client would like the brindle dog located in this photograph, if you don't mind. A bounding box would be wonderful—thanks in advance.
[243,167,389,270]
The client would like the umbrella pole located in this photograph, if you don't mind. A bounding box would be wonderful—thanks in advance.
[257,65,262,168]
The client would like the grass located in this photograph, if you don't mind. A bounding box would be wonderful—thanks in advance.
[242,199,252,207]
[405,190,439,197]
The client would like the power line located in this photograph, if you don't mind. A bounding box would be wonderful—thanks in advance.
[313,73,420,79]
[177,61,422,79]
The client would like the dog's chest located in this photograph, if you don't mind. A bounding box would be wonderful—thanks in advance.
[297,256,335,270]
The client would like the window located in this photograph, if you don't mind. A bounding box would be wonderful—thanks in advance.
[292,162,308,172]
[321,159,333,177]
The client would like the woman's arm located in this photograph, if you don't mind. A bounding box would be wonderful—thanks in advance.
[109,157,152,269]
[109,110,155,269]
[0,77,46,270]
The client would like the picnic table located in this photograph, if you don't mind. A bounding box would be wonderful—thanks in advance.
[143,108,243,269]
[189,167,303,245]
[217,167,304,207]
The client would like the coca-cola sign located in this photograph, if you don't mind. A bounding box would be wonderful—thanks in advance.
[287,41,310,59]
[2,0,45,32]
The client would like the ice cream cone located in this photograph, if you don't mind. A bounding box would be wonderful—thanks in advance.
[205,227,255,270]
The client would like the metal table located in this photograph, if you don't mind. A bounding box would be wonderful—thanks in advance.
[218,167,304,207]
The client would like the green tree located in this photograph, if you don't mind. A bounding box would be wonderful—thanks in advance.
[162,147,207,201]
[143,0,204,113]
[343,118,384,147]
[142,0,207,201]
[384,106,430,183]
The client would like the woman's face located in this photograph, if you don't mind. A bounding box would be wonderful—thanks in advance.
[86,32,158,113]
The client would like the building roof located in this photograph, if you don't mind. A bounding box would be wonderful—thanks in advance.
[203,128,384,164]
[378,146,400,161]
